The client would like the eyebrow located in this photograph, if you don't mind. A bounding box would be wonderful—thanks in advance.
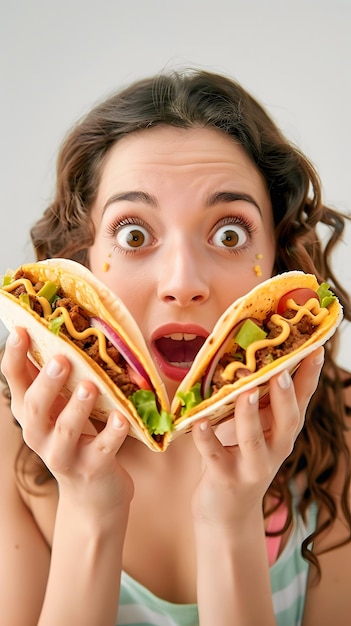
[102,189,262,217]
[206,191,262,217]
[102,191,157,214]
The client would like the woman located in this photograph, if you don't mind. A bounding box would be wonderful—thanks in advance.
[1,69,350,625]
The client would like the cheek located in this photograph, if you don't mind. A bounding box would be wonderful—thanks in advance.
[253,253,274,282]
[251,231,276,281]
[89,248,152,322]
[214,263,273,314]
[214,227,275,300]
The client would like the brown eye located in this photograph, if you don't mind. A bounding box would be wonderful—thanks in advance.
[211,224,248,249]
[219,229,239,247]
[116,224,152,249]
[127,229,145,247]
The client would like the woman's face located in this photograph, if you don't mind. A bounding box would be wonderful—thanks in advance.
[89,126,275,398]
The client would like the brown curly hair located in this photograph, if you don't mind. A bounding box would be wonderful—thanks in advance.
[3,68,351,576]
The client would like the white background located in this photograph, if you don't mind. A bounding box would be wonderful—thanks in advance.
[1,0,350,368]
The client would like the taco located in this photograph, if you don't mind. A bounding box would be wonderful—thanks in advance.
[170,271,343,434]
[0,262,343,450]
[0,258,171,451]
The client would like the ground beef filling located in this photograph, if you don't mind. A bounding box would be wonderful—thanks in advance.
[10,281,46,316]
[212,310,315,392]
[12,275,139,399]
[52,297,139,398]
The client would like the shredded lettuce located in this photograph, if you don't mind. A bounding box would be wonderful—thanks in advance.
[176,382,203,416]
[317,283,336,308]
[129,389,173,435]
[1,272,13,287]
[48,314,65,335]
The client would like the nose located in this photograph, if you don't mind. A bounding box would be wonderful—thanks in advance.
[157,240,210,306]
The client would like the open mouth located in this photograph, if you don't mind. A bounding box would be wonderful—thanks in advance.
[153,332,207,379]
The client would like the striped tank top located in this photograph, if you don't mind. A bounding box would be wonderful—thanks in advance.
[116,501,318,626]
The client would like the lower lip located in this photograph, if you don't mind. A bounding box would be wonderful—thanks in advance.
[152,351,192,382]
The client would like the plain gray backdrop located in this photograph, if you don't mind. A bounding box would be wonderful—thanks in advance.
[1,0,350,368]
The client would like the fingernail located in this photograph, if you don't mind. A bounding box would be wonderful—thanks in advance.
[278,369,291,390]
[46,357,63,378]
[199,420,209,432]
[249,388,259,405]
[8,329,20,346]
[112,413,125,429]
[77,384,90,401]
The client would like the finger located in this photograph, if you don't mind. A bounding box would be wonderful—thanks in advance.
[22,355,71,447]
[47,380,100,472]
[1,328,39,400]
[192,419,227,464]
[233,387,269,469]
[267,368,300,458]
[269,347,325,445]
[92,411,130,459]
[192,418,243,486]
[291,347,324,419]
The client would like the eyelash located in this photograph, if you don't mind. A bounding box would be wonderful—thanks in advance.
[106,215,155,253]
[105,212,257,253]
[209,214,258,251]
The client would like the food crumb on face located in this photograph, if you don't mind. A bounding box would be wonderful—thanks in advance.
[256,253,263,260]
[103,262,110,272]
[254,264,262,276]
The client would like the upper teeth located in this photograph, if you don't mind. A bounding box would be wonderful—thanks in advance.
[164,333,197,341]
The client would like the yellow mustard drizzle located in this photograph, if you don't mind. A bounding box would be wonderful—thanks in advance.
[3,279,53,317]
[283,297,328,325]
[221,297,329,382]
[36,297,52,317]
[3,278,122,374]
[3,278,39,295]
[49,308,122,373]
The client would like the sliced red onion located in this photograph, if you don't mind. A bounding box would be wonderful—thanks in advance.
[200,317,264,398]
[90,316,153,390]
[201,331,235,399]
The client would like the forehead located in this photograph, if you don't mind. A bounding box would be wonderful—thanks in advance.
[99,125,265,187]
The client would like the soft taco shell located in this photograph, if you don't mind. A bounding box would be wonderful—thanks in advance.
[0,259,170,451]
[171,271,343,434]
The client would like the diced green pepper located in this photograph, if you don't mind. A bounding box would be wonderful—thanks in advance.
[234,319,267,350]
[19,293,31,308]
[37,281,59,303]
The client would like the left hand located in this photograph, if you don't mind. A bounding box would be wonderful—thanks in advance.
[191,348,324,527]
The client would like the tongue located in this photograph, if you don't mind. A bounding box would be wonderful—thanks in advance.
[156,336,205,365]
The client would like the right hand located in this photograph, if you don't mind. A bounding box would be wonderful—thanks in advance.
[1,327,134,514]
[191,348,324,528]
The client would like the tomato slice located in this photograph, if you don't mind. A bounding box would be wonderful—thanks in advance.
[127,364,152,390]
[277,288,319,315]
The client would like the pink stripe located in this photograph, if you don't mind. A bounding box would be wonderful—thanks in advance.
[266,501,288,565]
